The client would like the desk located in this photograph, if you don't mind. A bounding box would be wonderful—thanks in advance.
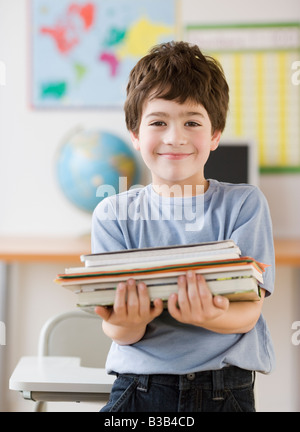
[0,235,91,264]
[273,239,300,267]
[0,236,91,410]
[1,235,299,264]
[9,356,115,406]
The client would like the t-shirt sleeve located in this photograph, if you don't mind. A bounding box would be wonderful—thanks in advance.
[91,197,127,253]
[230,186,275,296]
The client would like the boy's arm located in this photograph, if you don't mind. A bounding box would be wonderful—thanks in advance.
[95,279,164,345]
[168,271,265,334]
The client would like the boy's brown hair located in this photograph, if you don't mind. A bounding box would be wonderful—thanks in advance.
[124,41,229,135]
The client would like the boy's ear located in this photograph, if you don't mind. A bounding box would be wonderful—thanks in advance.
[130,131,140,151]
[210,130,221,151]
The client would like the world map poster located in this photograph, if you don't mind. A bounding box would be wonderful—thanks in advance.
[31,0,177,108]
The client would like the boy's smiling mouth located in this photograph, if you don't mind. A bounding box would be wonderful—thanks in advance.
[157,152,193,160]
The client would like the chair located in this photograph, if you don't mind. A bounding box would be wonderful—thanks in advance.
[9,310,115,412]
[37,309,111,366]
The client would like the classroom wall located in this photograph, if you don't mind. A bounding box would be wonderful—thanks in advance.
[1,0,300,238]
[1,0,300,412]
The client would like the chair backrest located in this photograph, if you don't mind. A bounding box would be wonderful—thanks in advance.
[38,310,112,368]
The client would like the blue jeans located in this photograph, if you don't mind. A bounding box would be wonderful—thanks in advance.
[100,366,256,412]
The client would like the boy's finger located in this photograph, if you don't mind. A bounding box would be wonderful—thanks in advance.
[167,293,181,321]
[94,306,112,321]
[177,274,190,313]
[137,282,150,313]
[213,295,229,310]
[150,298,164,318]
[187,271,201,305]
[197,274,213,311]
[113,282,127,314]
[126,278,139,313]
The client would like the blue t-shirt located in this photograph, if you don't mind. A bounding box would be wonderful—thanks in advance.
[92,179,275,374]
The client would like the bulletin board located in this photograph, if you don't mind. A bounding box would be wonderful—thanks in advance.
[185,23,300,173]
[31,0,178,108]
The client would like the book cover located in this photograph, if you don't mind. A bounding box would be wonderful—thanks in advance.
[80,240,240,267]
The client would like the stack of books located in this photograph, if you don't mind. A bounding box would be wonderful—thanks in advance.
[55,240,267,310]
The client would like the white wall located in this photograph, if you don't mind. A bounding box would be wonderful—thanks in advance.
[1,0,300,412]
[0,0,129,236]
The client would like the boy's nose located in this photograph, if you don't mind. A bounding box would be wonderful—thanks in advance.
[163,125,187,146]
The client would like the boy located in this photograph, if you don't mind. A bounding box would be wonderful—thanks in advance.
[92,41,275,412]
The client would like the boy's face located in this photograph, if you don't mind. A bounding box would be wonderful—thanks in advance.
[130,98,221,196]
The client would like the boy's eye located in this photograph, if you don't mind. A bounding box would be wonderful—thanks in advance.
[150,121,166,127]
[185,121,200,127]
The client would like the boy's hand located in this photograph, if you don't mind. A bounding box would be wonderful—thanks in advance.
[168,271,229,327]
[94,279,164,344]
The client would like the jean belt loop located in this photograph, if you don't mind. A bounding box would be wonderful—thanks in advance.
[212,369,225,401]
[137,374,150,392]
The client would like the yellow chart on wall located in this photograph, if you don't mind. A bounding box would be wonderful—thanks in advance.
[185,23,300,173]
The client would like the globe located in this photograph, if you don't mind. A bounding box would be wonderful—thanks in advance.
[56,128,140,213]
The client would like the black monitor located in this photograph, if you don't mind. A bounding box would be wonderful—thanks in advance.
[204,141,258,185]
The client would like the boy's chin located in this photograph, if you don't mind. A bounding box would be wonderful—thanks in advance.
[151,181,206,197]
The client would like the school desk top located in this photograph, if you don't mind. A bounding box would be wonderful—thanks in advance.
[0,235,299,266]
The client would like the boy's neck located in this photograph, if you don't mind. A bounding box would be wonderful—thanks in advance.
[151,180,209,197]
